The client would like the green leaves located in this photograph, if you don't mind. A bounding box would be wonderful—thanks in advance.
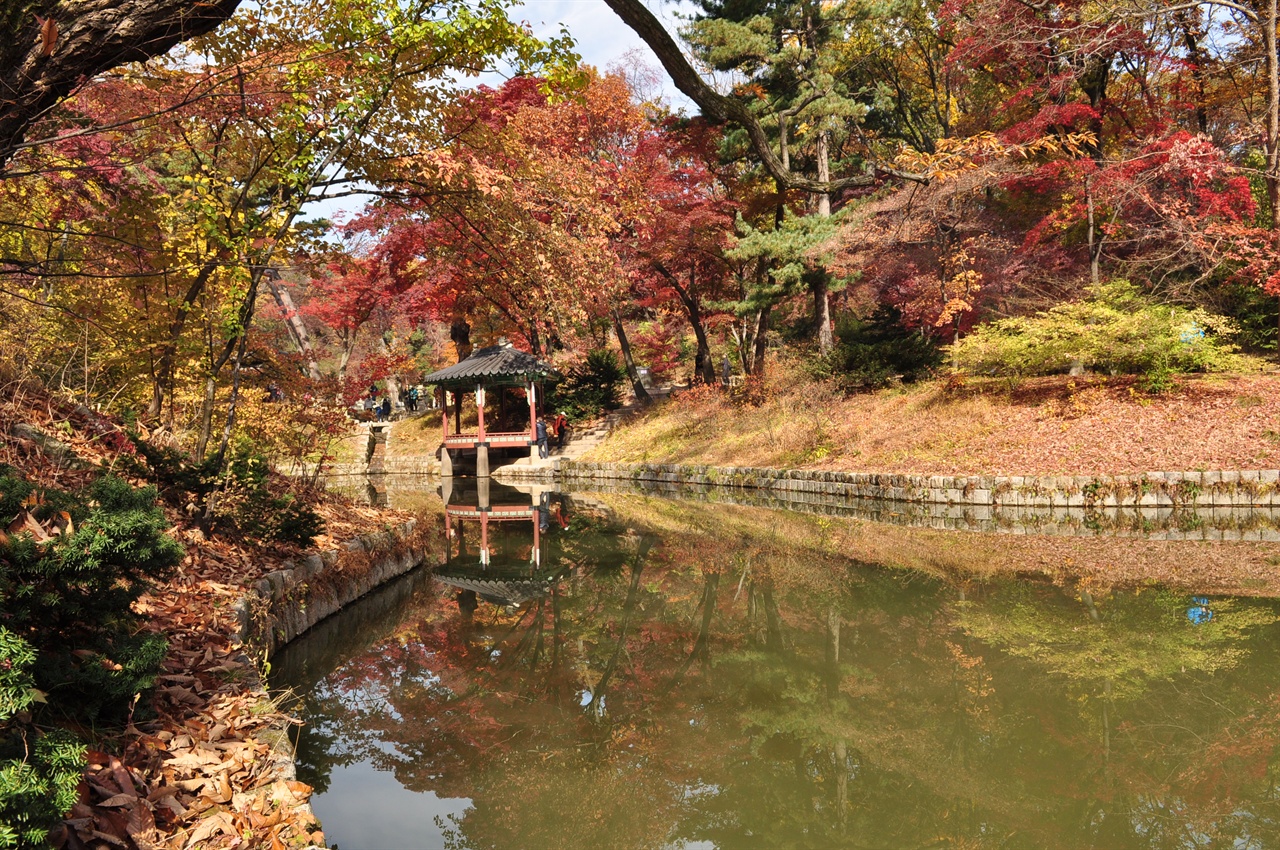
[951,279,1260,384]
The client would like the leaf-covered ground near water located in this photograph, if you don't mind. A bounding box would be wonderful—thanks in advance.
[0,381,417,849]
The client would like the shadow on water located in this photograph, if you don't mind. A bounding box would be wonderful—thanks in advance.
[277,477,1280,850]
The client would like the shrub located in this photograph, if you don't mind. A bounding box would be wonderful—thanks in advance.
[951,280,1254,387]
[0,474,182,720]
[0,627,84,849]
[814,305,942,391]
[546,349,626,420]
[0,472,182,846]
[127,437,324,547]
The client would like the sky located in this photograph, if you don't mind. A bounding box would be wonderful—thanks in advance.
[510,0,691,103]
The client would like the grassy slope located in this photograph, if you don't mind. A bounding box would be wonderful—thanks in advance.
[588,359,1280,476]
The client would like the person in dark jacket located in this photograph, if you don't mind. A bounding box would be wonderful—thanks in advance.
[379,397,392,421]
[535,417,549,459]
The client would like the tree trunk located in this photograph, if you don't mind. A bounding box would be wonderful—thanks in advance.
[450,317,472,362]
[208,277,261,474]
[1266,0,1280,242]
[683,267,717,385]
[813,130,834,355]
[1086,175,1100,285]
[149,255,220,419]
[1175,9,1210,134]
[753,301,770,377]
[812,274,832,354]
[194,375,216,462]
[379,335,400,408]
[613,311,651,404]
[0,0,242,170]
[266,275,321,381]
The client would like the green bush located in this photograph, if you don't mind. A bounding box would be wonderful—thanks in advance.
[814,305,941,391]
[0,471,182,846]
[546,349,626,421]
[1213,280,1278,353]
[0,628,84,850]
[951,280,1255,388]
[1,474,182,721]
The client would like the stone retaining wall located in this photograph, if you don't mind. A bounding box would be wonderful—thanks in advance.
[561,461,1280,509]
[232,519,428,658]
[229,520,429,849]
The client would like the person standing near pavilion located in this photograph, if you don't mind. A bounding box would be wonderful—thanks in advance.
[536,417,549,459]
[553,411,568,448]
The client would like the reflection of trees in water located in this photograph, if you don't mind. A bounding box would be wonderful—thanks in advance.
[289,497,1280,850]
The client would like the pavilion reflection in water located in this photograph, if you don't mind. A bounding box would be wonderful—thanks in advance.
[437,478,571,609]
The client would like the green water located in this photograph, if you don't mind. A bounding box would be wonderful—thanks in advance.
[273,488,1280,850]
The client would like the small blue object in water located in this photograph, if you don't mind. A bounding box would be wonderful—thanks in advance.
[1187,595,1213,625]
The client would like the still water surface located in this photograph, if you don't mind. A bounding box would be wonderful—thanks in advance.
[273,484,1280,849]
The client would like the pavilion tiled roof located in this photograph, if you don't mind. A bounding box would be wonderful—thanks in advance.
[421,341,561,388]
[434,574,553,608]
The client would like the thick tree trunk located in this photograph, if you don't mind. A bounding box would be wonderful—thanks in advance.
[613,311,650,404]
[0,0,241,170]
[681,268,716,385]
[812,275,832,354]
[450,318,472,362]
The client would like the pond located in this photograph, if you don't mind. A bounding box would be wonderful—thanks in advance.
[273,480,1280,850]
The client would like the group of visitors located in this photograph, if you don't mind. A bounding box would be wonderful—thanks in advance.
[535,411,570,459]
[357,381,428,422]
[362,391,393,422]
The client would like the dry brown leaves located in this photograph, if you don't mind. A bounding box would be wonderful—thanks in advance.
[57,539,331,850]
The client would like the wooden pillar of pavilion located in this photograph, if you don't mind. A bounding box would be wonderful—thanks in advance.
[527,380,538,462]
[475,384,489,478]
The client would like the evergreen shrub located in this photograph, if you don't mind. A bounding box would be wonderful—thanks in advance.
[951,280,1254,389]
[0,626,83,849]
[0,470,182,846]
[547,349,625,420]
[814,305,941,391]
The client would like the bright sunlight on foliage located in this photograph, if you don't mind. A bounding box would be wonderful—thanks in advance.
[949,281,1256,389]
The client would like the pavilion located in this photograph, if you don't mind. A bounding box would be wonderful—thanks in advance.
[421,340,561,477]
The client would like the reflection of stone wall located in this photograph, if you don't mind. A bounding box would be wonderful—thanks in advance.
[562,462,1280,540]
